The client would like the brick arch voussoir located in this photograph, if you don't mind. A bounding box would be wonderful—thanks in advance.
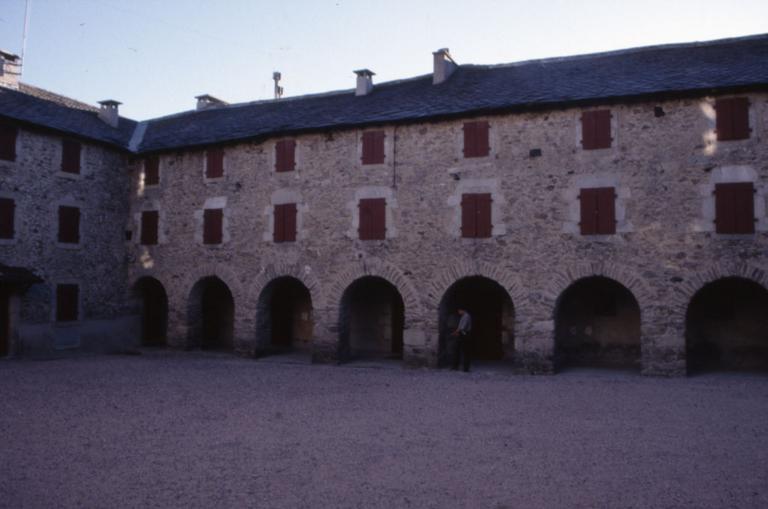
[542,262,655,315]
[128,269,172,298]
[246,263,324,310]
[326,260,423,319]
[427,261,526,312]
[671,262,768,319]
[182,263,245,316]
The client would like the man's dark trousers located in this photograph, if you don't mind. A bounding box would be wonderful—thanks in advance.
[452,333,471,372]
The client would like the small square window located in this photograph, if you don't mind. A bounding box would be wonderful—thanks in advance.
[715,182,754,234]
[715,97,750,141]
[361,131,385,165]
[203,208,223,244]
[579,187,616,235]
[0,123,18,162]
[205,148,224,179]
[461,193,492,238]
[0,197,14,239]
[273,203,297,242]
[463,121,490,158]
[581,110,612,150]
[275,140,296,172]
[61,140,81,174]
[144,156,160,186]
[58,206,80,244]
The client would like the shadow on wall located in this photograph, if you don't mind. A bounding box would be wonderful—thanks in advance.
[338,276,404,362]
[686,277,768,373]
[438,276,515,367]
[554,276,641,371]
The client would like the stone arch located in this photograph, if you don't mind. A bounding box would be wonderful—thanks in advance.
[131,275,168,346]
[254,275,314,355]
[670,262,768,322]
[325,259,422,321]
[427,261,526,314]
[187,275,235,350]
[247,263,323,311]
[180,263,244,315]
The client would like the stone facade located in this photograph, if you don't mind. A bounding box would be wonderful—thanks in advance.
[125,94,768,375]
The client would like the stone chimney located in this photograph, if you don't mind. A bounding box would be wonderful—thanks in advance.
[0,50,21,90]
[195,94,228,111]
[354,69,375,96]
[98,100,121,128]
[433,48,457,85]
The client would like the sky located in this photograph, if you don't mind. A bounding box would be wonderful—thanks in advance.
[1,0,767,120]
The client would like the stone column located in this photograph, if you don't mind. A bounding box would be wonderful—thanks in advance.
[165,290,190,349]
[640,303,686,376]
[311,306,340,364]
[403,317,429,368]
[514,300,555,374]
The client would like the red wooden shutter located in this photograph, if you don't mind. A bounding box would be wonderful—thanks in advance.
[582,110,611,149]
[0,197,14,239]
[0,123,17,161]
[579,188,598,235]
[206,148,224,178]
[61,140,81,174]
[203,208,223,244]
[461,194,476,238]
[273,204,297,242]
[358,198,385,240]
[275,139,296,172]
[476,194,493,237]
[56,284,79,322]
[715,182,754,234]
[361,131,385,165]
[716,98,750,141]
[144,156,160,185]
[596,187,616,234]
[463,121,489,158]
[140,210,159,245]
[58,206,80,243]
[273,205,285,242]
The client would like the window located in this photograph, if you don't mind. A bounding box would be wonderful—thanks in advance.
[361,131,385,165]
[463,121,490,158]
[0,197,14,239]
[273,203,297,242]
[358,198,386,240]
[203,208,223,244]
[58,206,80,244]
[715,97,750,141]
[579,187,616,235]
[715,182,754,234]
[581,110,612,150]
[144,156,160,186]
[61,139,81,174]
[140,210,159,245]
[205,148,224,179]
[461,193,492,238]
[275,139,296,172]
[56,284,79,322]
[0,123,17,161]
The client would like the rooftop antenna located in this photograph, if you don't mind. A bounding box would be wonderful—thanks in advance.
[273,71,283,99]
[21,0,31,68]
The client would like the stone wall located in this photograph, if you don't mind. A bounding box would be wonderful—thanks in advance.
[0,127,133,355]
[126,93,768,375]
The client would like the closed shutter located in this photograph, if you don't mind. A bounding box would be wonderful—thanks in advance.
[461,194,477,238]
[0,123,17,161]
[463,121,490,158]
[58,206,80,243]
[596,187,617,234]
[206,148,224,178]
[56,284,79,322]
[716,97,750,141]
[359,198,386,240]
[579,188,598,235]
[144,156,160,185]
[475,193,493,237]
[203,208,223,244]
[61,140,81,174]
[715,182,754,234]
[273,203,297,242]
[275,139,296,172]
[273,205,285,242]
[361,131,385,165]
[581,110,612,150]
[0,197,14,239]
[140,210,159,245]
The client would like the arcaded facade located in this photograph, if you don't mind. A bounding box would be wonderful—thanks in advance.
[2,37,768,375]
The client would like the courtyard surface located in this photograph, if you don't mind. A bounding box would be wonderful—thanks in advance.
[1,352,767,508]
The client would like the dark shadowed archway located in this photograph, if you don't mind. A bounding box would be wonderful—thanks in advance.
[0,288,9,357]
[133,277,168,347]
[256,276,313,354]
[438,276,515,367]
[555,276,641,371]
[338,276,404,361]
[686,277,768,373]
[188,276,234,350]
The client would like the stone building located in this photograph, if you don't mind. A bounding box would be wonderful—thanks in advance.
[1,35,767,375]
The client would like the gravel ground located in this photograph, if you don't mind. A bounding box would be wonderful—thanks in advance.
[1,352,767,509]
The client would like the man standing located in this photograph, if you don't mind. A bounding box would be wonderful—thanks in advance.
[451,307,472,372]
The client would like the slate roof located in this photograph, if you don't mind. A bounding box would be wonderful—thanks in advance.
[0,85,137,148]
[136,33,768,153]
[1,34,767,153]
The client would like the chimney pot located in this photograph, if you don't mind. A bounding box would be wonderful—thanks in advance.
[354,69,375,96]
[98,99,121,128]
[0,50,21,90]
[433,48,457,85]
[195,94,228,111]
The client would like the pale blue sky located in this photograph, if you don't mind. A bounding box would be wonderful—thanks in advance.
[2,0,767,120]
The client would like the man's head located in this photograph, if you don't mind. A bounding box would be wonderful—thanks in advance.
[457,308,466,315]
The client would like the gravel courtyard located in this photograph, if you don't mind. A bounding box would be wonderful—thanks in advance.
[1,353,767,509]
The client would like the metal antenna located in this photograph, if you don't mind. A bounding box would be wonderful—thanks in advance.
[21,0,32,68]
[273,72,283,99]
